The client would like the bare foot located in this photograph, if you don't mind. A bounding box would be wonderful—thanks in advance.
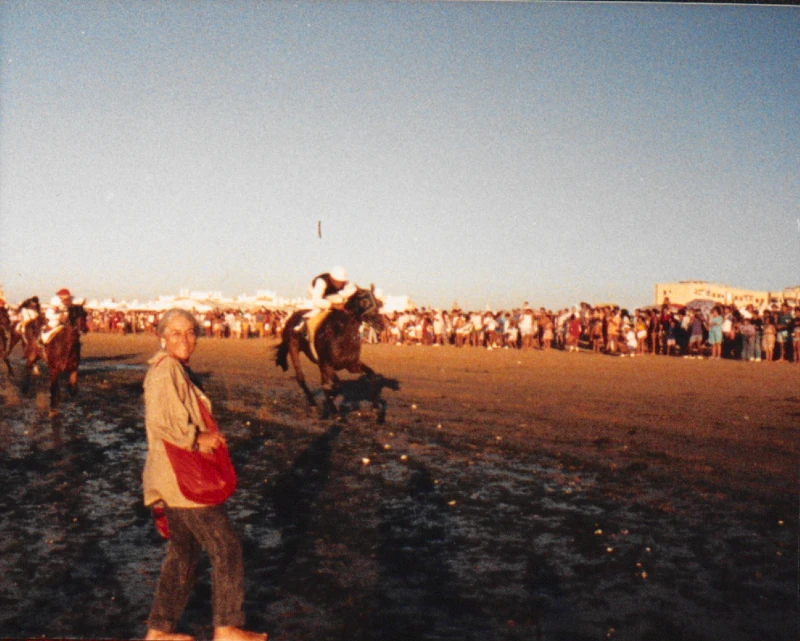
[213,627,267,641]
[144,630,195,641]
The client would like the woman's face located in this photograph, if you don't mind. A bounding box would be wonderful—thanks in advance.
[162,315,197,363]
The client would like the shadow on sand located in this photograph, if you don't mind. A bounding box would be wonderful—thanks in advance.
[338,374,400,424]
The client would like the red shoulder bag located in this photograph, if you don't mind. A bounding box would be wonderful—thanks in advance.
[161,370,237,506]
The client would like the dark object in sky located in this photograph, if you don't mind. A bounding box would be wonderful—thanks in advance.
[318,220,322,238]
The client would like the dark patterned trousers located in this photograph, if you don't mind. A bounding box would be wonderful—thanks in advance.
[148,504,245,632]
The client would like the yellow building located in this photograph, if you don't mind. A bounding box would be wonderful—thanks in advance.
[654,281,794,310]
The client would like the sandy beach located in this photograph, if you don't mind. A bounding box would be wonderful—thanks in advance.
[0,333,797,640]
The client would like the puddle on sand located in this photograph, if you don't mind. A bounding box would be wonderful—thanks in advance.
[80,362,147,373]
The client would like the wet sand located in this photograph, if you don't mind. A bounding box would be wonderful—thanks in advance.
[0,333,797,641]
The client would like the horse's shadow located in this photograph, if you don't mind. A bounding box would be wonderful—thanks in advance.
[338,374,400,424]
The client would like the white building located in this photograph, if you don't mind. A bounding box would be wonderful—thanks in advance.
[654,281,794,310]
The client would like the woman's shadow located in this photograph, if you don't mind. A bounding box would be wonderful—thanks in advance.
[270,424,342,573]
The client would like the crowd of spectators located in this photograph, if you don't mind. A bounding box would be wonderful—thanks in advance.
[368,300,800,363]
[87,308,288,339]
[86,299,800,363]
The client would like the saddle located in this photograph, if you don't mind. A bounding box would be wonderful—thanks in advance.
[41,324,66,345]
[304,310,331,361]
[15,321,35,345]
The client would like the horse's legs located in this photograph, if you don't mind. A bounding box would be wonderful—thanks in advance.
[1,338,11,375]
[360,363,387,424]
[21,366,32,394]
[0,332,12,375]
[26,338,42,377]
[68,369,79,397]
[21,348,39,394]
[319,365,340,420]
[8,332,20,360]
[49,371,61,415]
[288,343,316,406]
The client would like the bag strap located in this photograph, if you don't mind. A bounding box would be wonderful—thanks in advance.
[179,367,219,434]
[152,355,219,434]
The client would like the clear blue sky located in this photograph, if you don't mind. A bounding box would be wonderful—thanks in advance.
[1,1,798,311]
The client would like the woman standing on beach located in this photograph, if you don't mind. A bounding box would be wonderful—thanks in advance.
[142,308,266,641]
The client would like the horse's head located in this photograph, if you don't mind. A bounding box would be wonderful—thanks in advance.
[345,285,385,331]
[20,296,41,313]
[68,304,89,333]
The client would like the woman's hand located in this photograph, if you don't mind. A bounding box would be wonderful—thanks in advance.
[195,431,226,453]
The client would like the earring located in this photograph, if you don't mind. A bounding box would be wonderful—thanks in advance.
[160,339,166,349]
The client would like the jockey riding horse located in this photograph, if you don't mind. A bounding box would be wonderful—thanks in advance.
[276,283,386,420]
[298,266,356,360]
[22,301,88,415]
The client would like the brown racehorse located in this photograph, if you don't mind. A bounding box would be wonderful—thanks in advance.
[275,285,387,420]
[1,296,42,374]
[23,303,88,415]
[0,306,14,374]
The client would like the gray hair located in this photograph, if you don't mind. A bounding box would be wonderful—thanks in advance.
[157,308,201,337]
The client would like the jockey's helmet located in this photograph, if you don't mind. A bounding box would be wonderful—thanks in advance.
[331,266,348,283]
[56,288,72,298]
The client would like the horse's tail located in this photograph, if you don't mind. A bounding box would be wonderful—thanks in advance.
[275,339,289,371]
[276,311,307,370]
